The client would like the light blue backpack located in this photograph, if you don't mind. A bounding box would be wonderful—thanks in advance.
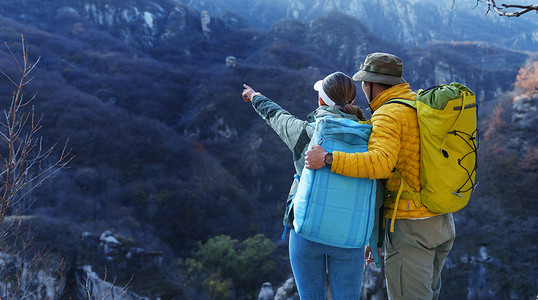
[292,116,377,248]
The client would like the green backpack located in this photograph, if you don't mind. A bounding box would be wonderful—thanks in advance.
[387,82,478,231]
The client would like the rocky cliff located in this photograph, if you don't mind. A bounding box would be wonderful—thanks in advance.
[4,0,530,102]
[0,0,535,299]
[186,0,538,50]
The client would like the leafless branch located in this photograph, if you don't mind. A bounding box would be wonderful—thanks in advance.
[0,35,73,226]
[0,34,72,300]
[479,0,538,17]
[0,69,17,87]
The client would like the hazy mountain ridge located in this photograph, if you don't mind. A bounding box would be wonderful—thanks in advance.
[186,0,538,51]
[0,0,535,299]
[5,0,531,102]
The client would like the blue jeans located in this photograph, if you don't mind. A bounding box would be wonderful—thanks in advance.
[289,229,364,300]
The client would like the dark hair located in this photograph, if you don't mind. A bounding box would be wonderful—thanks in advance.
[323,72,366,121]
[375,82,394,90]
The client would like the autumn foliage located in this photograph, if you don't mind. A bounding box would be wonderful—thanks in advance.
[515,61,538,96]
[483,100,507,142]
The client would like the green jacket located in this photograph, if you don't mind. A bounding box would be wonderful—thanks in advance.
[251,94,361,228]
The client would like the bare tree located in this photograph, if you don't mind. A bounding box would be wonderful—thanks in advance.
[0,34,73,299]
[475,0,538,17]
[0,35,73,225]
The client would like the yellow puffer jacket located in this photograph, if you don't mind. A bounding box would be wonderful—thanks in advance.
[331,83,438,220]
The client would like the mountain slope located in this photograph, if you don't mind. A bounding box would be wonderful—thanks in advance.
[0,0,535,299]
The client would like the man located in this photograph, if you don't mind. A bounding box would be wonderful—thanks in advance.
[305,52,455,300]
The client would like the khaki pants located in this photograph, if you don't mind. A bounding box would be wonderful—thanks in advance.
[384,214,455,300]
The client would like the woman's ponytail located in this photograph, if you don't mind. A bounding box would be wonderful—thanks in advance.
[342,103,366,121]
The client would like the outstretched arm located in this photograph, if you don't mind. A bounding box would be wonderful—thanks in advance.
[242,84,312,161]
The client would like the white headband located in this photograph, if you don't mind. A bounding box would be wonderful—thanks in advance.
[313,80,336,107]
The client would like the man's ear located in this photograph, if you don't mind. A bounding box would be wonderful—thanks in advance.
[318,97,326,107]
[368,82,374,103]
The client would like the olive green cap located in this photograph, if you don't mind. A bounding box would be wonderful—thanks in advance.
[352,52,406,85]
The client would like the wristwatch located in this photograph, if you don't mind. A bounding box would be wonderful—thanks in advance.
[324,152,333,167]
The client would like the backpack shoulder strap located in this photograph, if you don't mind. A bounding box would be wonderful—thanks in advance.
[386,98,417,109]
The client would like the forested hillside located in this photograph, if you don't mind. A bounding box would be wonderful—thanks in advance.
[0,0,535,299]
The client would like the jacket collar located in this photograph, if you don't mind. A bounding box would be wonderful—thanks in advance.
[307,105,360,122]
[369,83,417,112]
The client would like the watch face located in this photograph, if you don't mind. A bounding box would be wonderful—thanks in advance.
[325,153,333,165]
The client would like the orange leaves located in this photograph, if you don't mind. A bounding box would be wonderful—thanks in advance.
[515,61,538,97]
[484,101,507,142]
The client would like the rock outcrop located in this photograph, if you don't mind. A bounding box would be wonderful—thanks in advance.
[187,0,538,50]
[275,278,298,300]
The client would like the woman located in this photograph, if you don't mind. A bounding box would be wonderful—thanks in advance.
[242,72,367,300]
